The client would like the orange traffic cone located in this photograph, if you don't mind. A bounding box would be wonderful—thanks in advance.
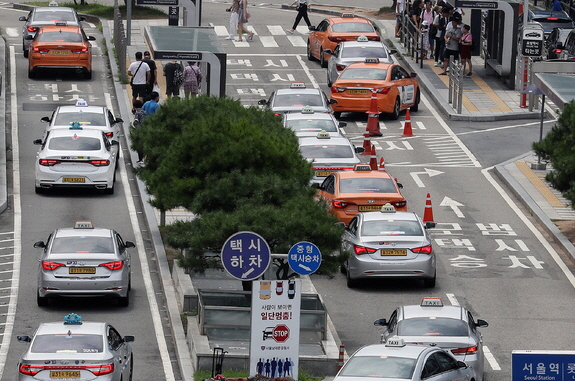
[379,157,385,170]
[423,193,435,223]
[401,108,414,137]
[361,133,372,155]
[366,90,382,137]
[369,151,378,170]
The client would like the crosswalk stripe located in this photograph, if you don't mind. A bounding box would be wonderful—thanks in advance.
[214,25,228,36]
[295,26,309,34]
[286,35,306,47]
[268,25,286,35]
[260,36,278,48]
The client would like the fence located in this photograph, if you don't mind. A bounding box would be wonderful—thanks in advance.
[112,1,128,83]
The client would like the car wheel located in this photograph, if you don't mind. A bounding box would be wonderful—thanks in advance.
[129,355,134,381]
[389,97,400,120]
[320,48,327,68]
[128,274,132,292]
[37,291,48,307]
[84,70,92,80]
[327,72,332,87]
[28,68,35,79]
[423,272,436,288]
[333,111,341,119]
[411,90,420,112]
[307,41,315,61]
[118,291,130,307]
[35,186,44,194]
[23,49,28,58]
[104,183,115,195]
[346,268,358,288]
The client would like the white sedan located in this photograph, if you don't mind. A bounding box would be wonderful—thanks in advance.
[34,126,118,194]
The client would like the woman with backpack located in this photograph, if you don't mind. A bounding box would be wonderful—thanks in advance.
[184,61,203,97]
[460,24,473,76]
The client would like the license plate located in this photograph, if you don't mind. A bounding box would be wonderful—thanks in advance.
[63,177,85,183]
[381,249,407,256]
[315,171,332,177]
[50,370,80,378]
[69,267,96,274]
[358,205,382,212]
[347,89,368,95]
[51,50,70,55]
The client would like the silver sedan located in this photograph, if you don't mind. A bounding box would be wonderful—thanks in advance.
[34,221,134,306]
[341,205,436,288]
[284,106,347,137]
[334,337,474,381]
[324,37,396,87]
[258,82,336,115]
[374,297,489,381]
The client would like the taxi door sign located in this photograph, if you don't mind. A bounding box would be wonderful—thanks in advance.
[512,350,575,381]
[400,85,415,104]
[221,231,271,281]
[521,25,544,57]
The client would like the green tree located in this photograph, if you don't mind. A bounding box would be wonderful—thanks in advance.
[533,101,575,207]
[130,96,346,276]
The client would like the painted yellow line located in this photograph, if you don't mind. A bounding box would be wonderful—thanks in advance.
[515,161,565,207]
[470,74,513,112]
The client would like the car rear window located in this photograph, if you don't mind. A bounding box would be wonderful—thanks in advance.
[32,334,103,353]
[340,177,396,193]
[286,119,338,132]
[339,68,388,80]
[331,22,375,33]
[32,11,77,22]
[343,46,388,59]
[339,355,416,379]
[38,31,83,43]
[274,94,324,107]
[51,237,115,253]
[48,136,101,151]
[53,112,107,127]
[361,220,423,236]
[397,318,469,336]
[300,145,354,158]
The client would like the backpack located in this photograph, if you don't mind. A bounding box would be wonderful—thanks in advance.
[173,66,185,87]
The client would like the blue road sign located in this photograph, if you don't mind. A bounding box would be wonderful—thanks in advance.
[512,351,575,381]
[221,231,271,280]
[288,241,322,275]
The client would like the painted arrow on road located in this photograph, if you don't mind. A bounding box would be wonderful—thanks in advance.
[440,196,465,218]
[410,168,444,187]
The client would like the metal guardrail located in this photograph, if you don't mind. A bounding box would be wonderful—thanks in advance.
[398,13,425,69]
[113,1,127,83]
[447,57,464,114]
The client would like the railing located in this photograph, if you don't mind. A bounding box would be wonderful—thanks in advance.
[447,57,464,114]
[398,13,425,69]
[113,0,127,83]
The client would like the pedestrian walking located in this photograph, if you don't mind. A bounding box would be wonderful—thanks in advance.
[395,0,405,37]
[460,24,473,76]
[420,1,436,54]
[286,0,312,34]
[183,61,202,97]
[552,0,563,11]
[440,13,462,75]
[131,100,147,164]
[142,91,160,115]
[127,52,151,108]
[142,51,158,100]
[420,20,431,59]
[164,60,184,98]
[433,7,450,67]
[237,0,254,41]
[225,0,240,40]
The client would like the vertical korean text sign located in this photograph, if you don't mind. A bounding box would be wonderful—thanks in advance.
[512,351,575,381]
[250,279,302,380]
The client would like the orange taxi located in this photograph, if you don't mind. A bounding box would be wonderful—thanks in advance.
[330,57,420,120]
[27,24,95,79]
[316,164,407,225]
[307,13,380,68]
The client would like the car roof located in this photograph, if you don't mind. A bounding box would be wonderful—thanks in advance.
[401,304,465,320]
[531,10,572,19]
[346,61,394,70]
[48,128,104,138]
[33,6,78,12]
[299,135,353,146]
[361,210,419,222]
[275,88,324,96]
[36,321,106,336]
[340,40,387,48]
[328,15,372,24]
[37,25,83,34]
[352,343,433,358]
[55,105,107,114]
[336,169,392,179]
[53,227,113,238]
[284,112,335,121]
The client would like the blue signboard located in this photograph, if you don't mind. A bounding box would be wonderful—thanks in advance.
[288,241,321,275]
[512,351,575,381]
[221,231,271,281]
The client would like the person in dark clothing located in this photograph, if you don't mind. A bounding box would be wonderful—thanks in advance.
[163,60,183,98]
[142,51,157,100]
[286,0,312,33]
[433,7,451,66]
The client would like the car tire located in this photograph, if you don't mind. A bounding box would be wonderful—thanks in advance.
[104,183,115,195]
[35,186,44,194]
[84,70,92,80]
[320,48,327,68]
[128,274,132,292]
[389,97,400,120]
[333,111,341,119]
[346,269,358,288]
[37,291,48,307]
[129,355,134,381]
[423,272,436,288]
[307,40,315,61]
[327,72,332,88]
[28,68,35,79]
[118,292,130,307]
[23,49,28,58]
[411,90,420,112]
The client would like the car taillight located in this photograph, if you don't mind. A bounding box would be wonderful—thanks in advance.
[19,364,114,376]
[353,245,378,255]
[553,49,563,54]
[336,64,346,71]
[390,200,407,208]
[411,245,433,254]
[331,87,346,93]
[546,17,559,20]
[32,47,50,54]
[333,200,356,208]
[89,364,114,376]
[327,36,346,43]
[42,261,66,271]
[27,26,39,33]
[451,346,478,355]
[39,159,59,166]
[90,160,110,167]
[375,87,391,94]
[105,132,114,138]
[71,47,88,54]
[99,261,124,270]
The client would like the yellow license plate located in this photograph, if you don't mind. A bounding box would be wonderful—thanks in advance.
[51,50,70,55]
[347,89,368,95]
[315,171,332,177]
[50,370,80,378]
[381,249,407,256]
[358,205,382,212]
[69,267,96,274]
[63,177,85,183]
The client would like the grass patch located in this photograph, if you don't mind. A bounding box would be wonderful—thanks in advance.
[23,2,167,19]
[193,369,324,381]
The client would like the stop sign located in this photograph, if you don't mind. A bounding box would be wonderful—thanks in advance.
[272,324,290,342]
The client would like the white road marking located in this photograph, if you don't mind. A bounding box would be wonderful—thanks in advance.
[286,35,306,46]
[260,36,278,48]
[268,25,286,35]
[445,293,459,305]
[484,346,501,370]
[5,28,19,38]
[214,25,228,36]
[296,54,320,89]
[416,121,426,130]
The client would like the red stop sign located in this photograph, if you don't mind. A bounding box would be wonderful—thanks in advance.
[272,324,290,343]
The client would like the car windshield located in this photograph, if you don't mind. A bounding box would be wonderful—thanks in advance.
[51,237,115,253]
[31,334,103,353]
[286,119,338,132]
[332,22,375,33]
[38,31,82,43]
[339,68,388,80]
[53,112,107,127]
[300,145,354,158]
[340,178,396,193]
[339,355,416,379]
[48,136,101,151]
[397,318,469,336]
[361,220,423,236]
[32,11,77,22]
[343,46,388,59]
[274,94,324,107]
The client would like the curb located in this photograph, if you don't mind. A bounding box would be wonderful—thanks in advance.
[0,34,7,214]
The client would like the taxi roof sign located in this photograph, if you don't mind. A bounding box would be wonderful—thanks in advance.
[290,82,306,89]
[421,297,444,307]
[301,106,315,114]
[69,121,83,130]
[380,203,396,213]
[74,221,94,229]
[357,35,369,42]
[49,0,59,5]
[365,57,380,64]
[75,99,88,107]
[317,130,331,139]
[341,13,355,18]
[64,313,83,325]
[386,337,406,347]
[354,164,372,171]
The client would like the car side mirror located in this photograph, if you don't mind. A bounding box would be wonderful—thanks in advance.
[33,139,43,145]
[476,319,489,328]
[329,98,338,104]
[425,221,436,229]
[41,117,50,123]
[258,99,267,105]
[79,16,87,21]
[17,335,31,343]
[373,318,387,326]
[123,335,135,343]
[556,42,564,49]
[339,121,347,127]
[115,118,124,124]
[111,140,119,145]
[34,241,46,248]
[19,16,27,21]
[334,222,346,229]
[323,49,333,55]
[389,49,397,55]
[457,361,468,369]
[396,182,403,189]
[125,241,135,249]
[309,26,317,31]
[25,35,34,40]
[355,147,365,153]
[411,72,417,78]
[88,36,96,41]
